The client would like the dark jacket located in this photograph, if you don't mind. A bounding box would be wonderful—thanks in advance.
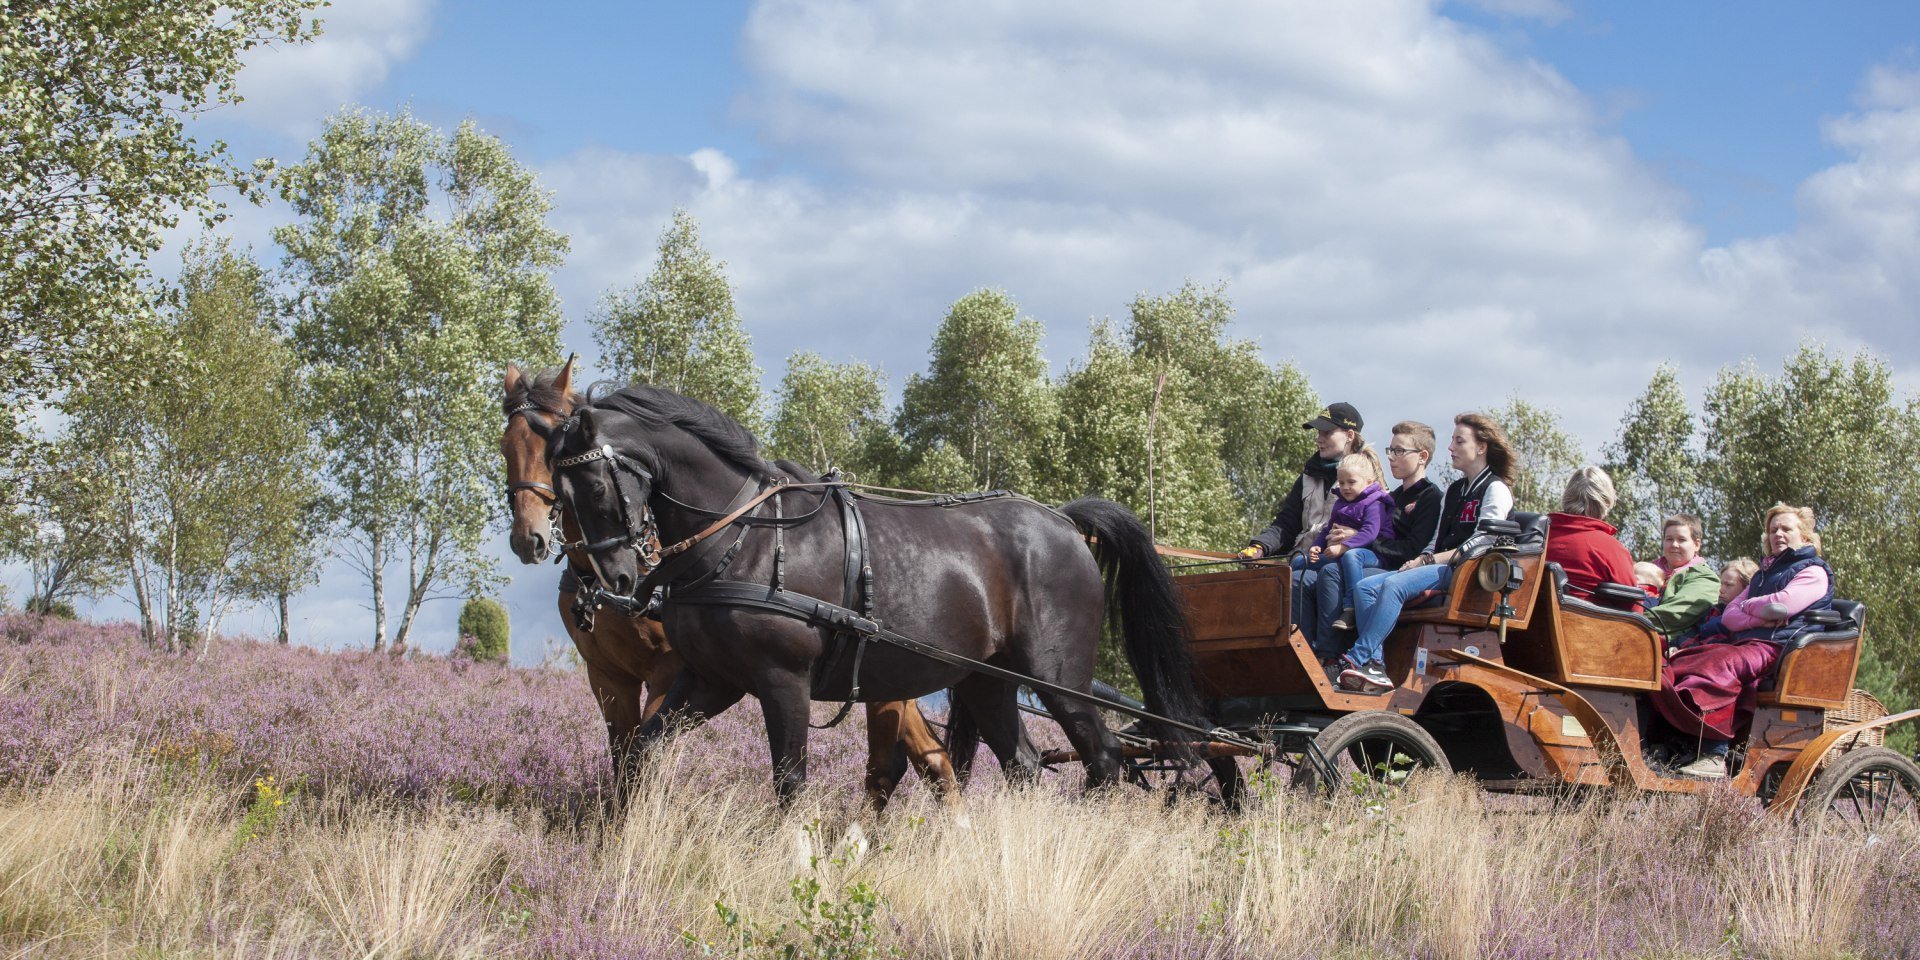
[1370,478,1443,570]
[1249,456,1340,557]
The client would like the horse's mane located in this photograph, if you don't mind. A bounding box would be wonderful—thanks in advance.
[504,364,582,418]
[589,383,773,479]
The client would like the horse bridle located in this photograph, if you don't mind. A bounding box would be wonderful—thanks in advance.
[503,401,572,562]
[548,422,665,589]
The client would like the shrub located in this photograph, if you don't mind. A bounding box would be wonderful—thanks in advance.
[457,597,510,662]
[25,596,77,620]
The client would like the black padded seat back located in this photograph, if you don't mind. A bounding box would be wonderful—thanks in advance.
[1510,510,1551,541]
[1559,591,1660,633]
[1547,561,1569,595]
[1833,599,1866,634]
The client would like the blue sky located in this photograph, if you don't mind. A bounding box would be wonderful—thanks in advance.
[46,0,1920,659]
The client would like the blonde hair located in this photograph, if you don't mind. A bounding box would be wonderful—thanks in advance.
[1761,502,1820,556]
[1633,561,1666,587]
[1338,448,1386,487]
[1559,465,1617,519]
[1723,557,1760,586]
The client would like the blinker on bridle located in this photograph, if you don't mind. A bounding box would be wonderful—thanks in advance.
[549,439,666,585]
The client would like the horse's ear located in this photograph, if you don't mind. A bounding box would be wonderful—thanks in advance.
[555,353,576,396]
[503,363,522,395]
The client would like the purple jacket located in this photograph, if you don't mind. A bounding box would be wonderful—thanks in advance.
[1314,483,1393,550]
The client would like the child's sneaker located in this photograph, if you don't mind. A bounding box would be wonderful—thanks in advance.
[1329,607,1356,632]
[1338,658,1394,694]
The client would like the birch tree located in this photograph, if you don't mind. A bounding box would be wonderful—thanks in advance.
[278,109,566,653]
[591,210,762,429]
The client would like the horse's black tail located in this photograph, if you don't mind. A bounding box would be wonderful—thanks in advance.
[1059,497,1205,735]
[944,693,979,785]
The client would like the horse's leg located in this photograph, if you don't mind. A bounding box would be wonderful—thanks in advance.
[560,589,649,801]
[862,701,914,811]
[892,699,960,804]
[758,671,815,807]
[1032,688,1123,789]
[638,669,745,745]
[950,674,1040,783]
[635,617,679,724]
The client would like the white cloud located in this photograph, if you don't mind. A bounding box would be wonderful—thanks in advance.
[219,0,439,136]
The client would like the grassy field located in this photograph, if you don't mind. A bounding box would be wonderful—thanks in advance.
[0,615,1914,959]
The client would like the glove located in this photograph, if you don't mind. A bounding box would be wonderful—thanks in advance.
[1237,545,1263,560]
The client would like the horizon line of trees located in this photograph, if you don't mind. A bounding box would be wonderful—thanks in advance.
[5,4,1917,739]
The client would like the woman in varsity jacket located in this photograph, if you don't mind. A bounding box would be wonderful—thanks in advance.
[1337,412,1517,693]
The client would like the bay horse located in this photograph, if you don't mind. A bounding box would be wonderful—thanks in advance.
[545,383,1202,803]
[500,362,958,808]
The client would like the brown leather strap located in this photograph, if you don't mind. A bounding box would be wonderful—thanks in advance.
[657,477,792,560]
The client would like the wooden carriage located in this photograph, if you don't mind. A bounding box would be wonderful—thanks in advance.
[1171,512,1920,820]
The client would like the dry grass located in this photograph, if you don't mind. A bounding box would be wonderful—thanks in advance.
[1,744,1913,960]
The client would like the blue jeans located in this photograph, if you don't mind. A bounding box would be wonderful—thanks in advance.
[1352,563,1454,666]
[1296,550,1384,659]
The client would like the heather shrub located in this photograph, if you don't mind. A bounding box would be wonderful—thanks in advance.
[458,596,510,662]
[1,616,1919,959]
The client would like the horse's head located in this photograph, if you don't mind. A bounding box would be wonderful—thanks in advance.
[500,357,580,564]
[547,403,662,600]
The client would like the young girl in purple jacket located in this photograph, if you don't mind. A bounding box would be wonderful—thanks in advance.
[1294,452,1393,619]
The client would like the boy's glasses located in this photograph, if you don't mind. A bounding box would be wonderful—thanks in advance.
[1385,447,1421,457]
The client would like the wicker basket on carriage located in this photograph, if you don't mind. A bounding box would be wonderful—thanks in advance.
[1821,689,1888,761]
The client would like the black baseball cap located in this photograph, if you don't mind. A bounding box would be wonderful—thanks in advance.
[1303,402,1363,432]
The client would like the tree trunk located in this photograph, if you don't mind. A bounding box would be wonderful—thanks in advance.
[276,589,291,645]
[391,536,439,657]
[124,498,156,647]
[164,525,180,655]
[370,528,388,652]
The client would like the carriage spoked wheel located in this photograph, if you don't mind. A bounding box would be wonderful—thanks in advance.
[1288,711,1452,793]
[1800,746,1920,829]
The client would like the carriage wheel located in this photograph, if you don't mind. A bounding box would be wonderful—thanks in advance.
[1288,711,1452,793]
[1121,751,1246,808]
[1799,747,1920,829]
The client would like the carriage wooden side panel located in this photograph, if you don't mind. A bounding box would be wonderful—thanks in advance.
[1175,566,1307,698]
[1759,635,1861,710]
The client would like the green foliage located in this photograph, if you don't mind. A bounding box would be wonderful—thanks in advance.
[1610,343,1920,721]
[60,240,320,652]
[897,290,1057,493]
[277,108,566,653]
[1052,322,1243,549]
[1604,365,1702,556]
[457,597,511,663]
[0,0,320,467]
[769,352,893,477]
[1121,282,1320,529]
[592,210,763,430]
[24,596,76,620]
[1491,397,1583,517]
[685,823,897,960]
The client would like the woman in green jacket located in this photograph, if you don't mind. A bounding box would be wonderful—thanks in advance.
[1646,514,1719,638]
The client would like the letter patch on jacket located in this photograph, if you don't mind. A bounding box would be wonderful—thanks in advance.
[1460,499,1480,524]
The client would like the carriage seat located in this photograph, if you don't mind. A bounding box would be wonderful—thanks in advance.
[1758,599,1858,698]
[1404,511,1555,609]
[1547,563,1660,633]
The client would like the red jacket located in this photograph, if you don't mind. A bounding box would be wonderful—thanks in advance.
[1546,513,1637,602]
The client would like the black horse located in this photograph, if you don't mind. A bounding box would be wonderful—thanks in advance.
[547,385,1202,801]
